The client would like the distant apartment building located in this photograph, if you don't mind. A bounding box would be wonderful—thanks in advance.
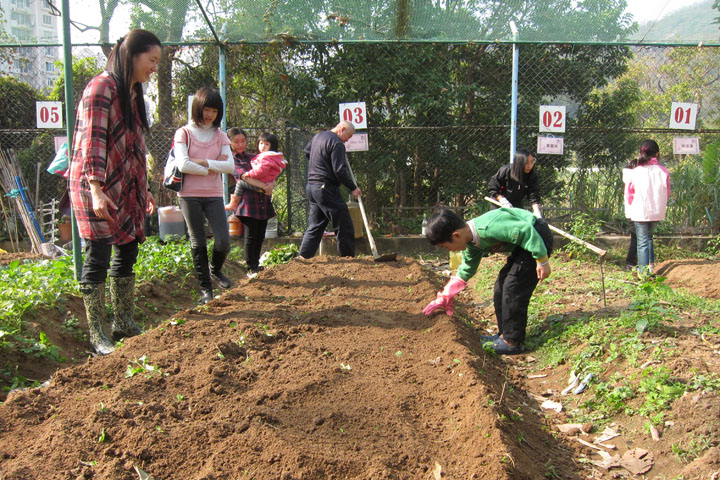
[0,0,60,91]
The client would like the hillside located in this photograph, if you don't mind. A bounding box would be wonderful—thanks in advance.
[631,0,719,43]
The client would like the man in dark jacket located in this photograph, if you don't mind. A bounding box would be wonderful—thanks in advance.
[299,121,362,258]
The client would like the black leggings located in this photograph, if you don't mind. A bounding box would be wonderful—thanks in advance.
[240,216,268,271]
[81,238,139,284]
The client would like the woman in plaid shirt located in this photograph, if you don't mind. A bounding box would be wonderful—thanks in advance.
[68,29,162,355]
[225,128,276,278]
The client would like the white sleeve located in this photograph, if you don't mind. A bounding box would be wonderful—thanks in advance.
[206,144,235,174]
[174,140,209,176]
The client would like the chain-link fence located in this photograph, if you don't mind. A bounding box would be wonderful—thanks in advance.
[2,42,720,247]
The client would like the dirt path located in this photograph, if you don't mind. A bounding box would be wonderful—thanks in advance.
[0,256,580,479]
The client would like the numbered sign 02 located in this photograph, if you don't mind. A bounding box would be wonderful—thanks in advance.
[539,105,566,133]
[338,102,367,130]
[36,101,63,129]
[669,102,698,131]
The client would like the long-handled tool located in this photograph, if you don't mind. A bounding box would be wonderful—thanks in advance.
[484,197,606,257]
[347,161,397,262]
[484,196,607,307]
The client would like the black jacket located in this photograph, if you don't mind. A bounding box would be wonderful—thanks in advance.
[487,164,541,208]
[304,130,357,191]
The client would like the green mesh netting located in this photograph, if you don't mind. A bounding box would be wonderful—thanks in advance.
[3,0,718,47]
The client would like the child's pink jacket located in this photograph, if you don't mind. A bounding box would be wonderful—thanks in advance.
[245,151,287,184]
[623,158,670,222]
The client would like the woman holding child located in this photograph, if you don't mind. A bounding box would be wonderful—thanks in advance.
[225,129,283,278]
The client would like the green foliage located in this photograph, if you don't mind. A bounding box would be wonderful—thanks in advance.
[636,367,685,416]
[48,56,103,106]
[0,76,44,128]
[672,435,713,464]
[0,257,78,355]
[133,236,193,283]
[124,355,159,378]
[260,243,299,267]
[628,276,677,333]
[561,212,603,258]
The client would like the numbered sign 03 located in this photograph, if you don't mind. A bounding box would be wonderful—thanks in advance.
[36,101,63,129]
[338,102,367,130]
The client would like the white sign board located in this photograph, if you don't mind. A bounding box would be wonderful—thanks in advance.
[339,102,367,130]
[345,133,369,152]
[36,101,63,128]
[669,102,698,130]
[539,105,566,133]
[537,136,564,155]
[187,95,194,123]
[54,136,68,153]
[673,137,700,155]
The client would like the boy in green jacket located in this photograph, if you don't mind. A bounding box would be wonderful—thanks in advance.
[422,208,553,354]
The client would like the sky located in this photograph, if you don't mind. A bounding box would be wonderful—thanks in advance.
[624,0,705,24]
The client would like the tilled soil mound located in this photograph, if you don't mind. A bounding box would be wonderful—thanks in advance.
[656,258,720,299]
[0,256,579,479]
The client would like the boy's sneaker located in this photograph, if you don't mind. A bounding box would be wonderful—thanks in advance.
[489,336,524,355]
[480,333,500,342]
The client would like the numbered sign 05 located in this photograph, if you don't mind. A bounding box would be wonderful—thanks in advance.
[36,101,63,129]
[338,102,367,130]
[669,102,698,130]
[539,105,566,133]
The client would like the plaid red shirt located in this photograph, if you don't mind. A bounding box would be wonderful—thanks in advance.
[232,151,276,220]
[68,72,149,244]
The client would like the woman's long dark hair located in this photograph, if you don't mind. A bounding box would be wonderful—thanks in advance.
[637,139,660,166]
[510,148,535,184]
[105,29,161,132]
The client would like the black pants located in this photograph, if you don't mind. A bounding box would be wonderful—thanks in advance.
[82,238,139,284]
[177,196,230,254]
[240,216,268,271]
[625,222,637,266]
[299,182,355,258]
[492,219,554,345]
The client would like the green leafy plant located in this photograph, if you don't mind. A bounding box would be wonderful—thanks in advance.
[259,243,299,267]
[125,355,160,378]
[561,212,603,258]
[629,277,678,333]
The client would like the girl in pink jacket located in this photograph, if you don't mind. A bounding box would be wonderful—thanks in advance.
[623,140,670,276]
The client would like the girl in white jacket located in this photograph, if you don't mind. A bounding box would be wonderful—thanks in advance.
[623,140,670,276]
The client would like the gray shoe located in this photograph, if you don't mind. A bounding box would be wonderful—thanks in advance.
[489,336,524,355]
[81,283,115,355]
[480,333,500,342]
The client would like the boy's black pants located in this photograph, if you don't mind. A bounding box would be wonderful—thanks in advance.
[492,219,554,345]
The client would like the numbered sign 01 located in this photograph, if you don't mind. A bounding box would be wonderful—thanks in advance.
[669,102,698,130]
[36,101,63,129]
[539,106,566,133]
[339,102,367,130]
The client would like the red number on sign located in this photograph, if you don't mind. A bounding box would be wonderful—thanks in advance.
[353,107,364,124]
[40,107,49,123]
[50,106,60,124]
[674,107,692,125]
[553,111,563,127]
[542,111,551,128]
[342,107,365,125]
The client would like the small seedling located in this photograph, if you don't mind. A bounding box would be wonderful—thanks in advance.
[98,428,106,443]
[176,394,185,402]
[340,363,352,371]
[97,402,107,413]
[125,355,159,378]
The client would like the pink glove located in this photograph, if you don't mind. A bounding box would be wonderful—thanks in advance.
[422,277,467,316]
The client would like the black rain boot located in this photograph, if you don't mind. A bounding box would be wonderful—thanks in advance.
[210,248,231,289]
[109,275,142,341]
[191,247,214,304]
[80,283,115,355]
